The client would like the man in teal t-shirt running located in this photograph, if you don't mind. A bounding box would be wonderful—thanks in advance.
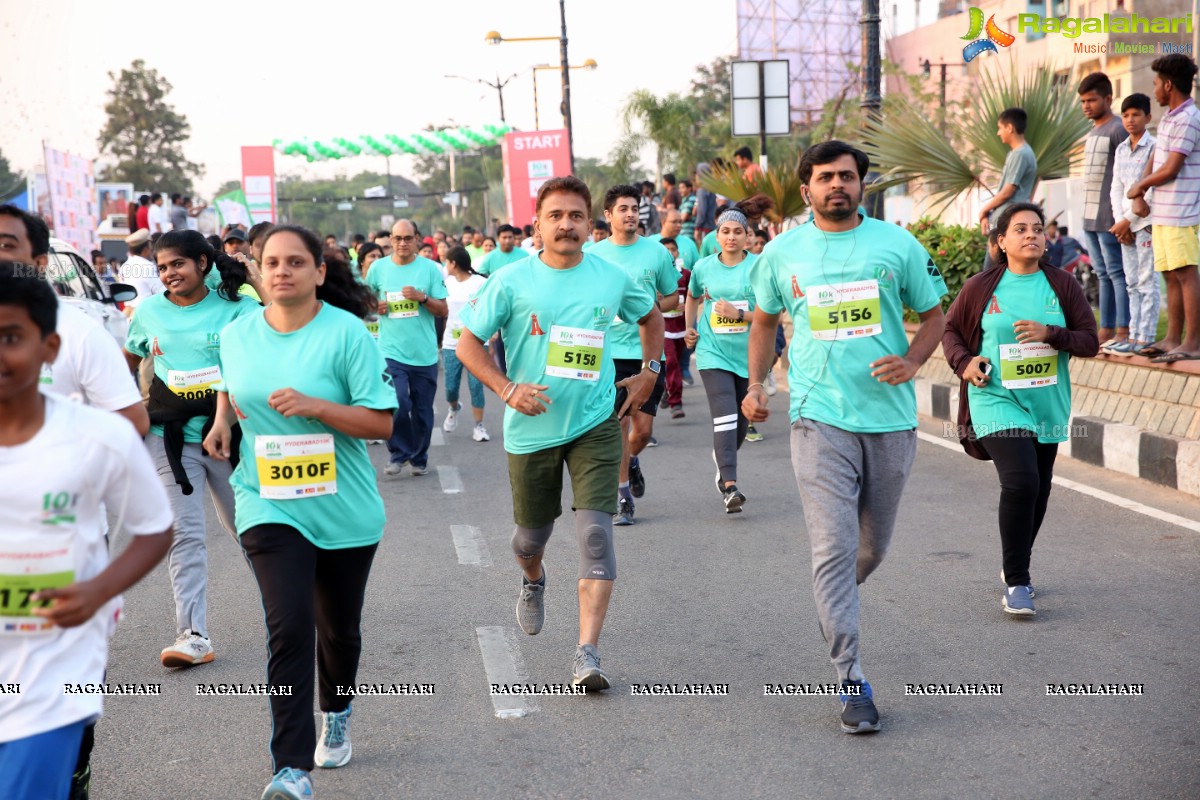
[456,176,663,692]
[366,219,449,477]
[590,184,679,527]
[743,141,945,736]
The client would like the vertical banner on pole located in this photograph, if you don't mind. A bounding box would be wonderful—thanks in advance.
[42,144,99,253]
[500,129,571,229]
[241,146,277,224]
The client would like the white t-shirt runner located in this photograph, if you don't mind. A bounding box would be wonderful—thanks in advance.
[0,395,173,743]
[442,274,487,350]
[41,301,142,410]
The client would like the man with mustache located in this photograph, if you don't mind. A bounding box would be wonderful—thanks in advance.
[742,141,945,735]
[456,176,663,689]
[589,185,679,526]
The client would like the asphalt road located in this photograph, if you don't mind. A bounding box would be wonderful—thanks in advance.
[91,377,1200,800]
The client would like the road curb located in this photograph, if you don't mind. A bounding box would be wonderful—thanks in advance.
[914,378,1200,500]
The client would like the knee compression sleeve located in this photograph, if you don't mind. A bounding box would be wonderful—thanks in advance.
[511,523,554,562]
[575,509,616,580]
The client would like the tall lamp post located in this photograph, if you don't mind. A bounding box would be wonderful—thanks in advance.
[444,71,520,124]
[485,0,576,172]
[532,60,597,129]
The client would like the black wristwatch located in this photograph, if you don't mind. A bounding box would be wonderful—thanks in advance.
[643,360,662,374]
[418,292,428,304]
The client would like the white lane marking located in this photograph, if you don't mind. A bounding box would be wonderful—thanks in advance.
[451,524,493,567]
[475,626,535,719]
[438,465,463,494]
[430,428,445,447]
[916,430,1200,534]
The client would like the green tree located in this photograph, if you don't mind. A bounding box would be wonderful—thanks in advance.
[276,170,421,240]
[96,60,204,193]
[0,148,23,200]
[410,143,505,234]
[862,60,1090,211]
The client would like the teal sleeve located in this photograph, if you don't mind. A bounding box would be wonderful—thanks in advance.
[687,263,703,297]
[617,270,655,326]
[901,240,943,313]
[125,308,149,357]
[748,252,784,314]
[428,264,448,300]
[654,250,677,296]
[462,272,509,342]
[344,323,399,412]
[925,255,949,298]
[365,262,380,294]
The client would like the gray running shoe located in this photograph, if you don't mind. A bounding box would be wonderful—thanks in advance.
[1002,585,1036,616]
[613,497,635,526]
[516,569,545,635]
[839,680,881,734]
[410,464,429,476]
[1001,569,1034,597]
[384,461,405,476]
[572,643,610,691]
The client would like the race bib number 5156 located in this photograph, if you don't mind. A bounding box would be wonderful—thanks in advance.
[807,280,882,341]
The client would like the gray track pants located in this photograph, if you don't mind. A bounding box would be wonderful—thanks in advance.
[789,418,916,682]
[147,435,237,638]
[700,368,749,484]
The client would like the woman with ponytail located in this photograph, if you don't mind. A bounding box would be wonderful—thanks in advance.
[123,229,262,671]
[203,225,396,800]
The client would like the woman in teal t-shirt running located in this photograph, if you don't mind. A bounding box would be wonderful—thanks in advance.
[204,225,396,800]
[684,208,758,514]
[124,230,258,670]
[944,203,1098,618]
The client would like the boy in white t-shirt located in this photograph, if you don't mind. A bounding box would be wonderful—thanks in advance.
[0,263,173,800]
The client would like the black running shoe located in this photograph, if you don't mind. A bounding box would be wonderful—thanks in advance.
[722,485,746,513]
[839,680,881,734]
[629,458,645,498]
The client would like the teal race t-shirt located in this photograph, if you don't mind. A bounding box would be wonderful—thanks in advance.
[477,247,528,277]
[217,303,398,549]
[462,252,654,454]
[126,290,260,442]
[750,216,942,432]
[699,229,718,258]
[688,252,757,377]
[365,255,448,366]
[589,236,676,360]
[968,269,1072,443]
[647,233,699,270]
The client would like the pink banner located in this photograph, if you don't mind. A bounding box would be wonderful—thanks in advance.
[501,129,572,229]
[42,145,99,253]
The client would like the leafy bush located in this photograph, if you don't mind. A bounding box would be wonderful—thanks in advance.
[907,217,986,306]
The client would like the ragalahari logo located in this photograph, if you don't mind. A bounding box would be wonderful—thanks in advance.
[961,7,1016,62]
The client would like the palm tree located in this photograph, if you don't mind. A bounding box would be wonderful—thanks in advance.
[699,159,808,227]
[621,90,700,181]
[862,59,1091,212]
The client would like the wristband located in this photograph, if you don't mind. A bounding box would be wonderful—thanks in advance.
[748,382,765,392]
[502,382,516,402]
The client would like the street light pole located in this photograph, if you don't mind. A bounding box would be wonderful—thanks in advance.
[443,72,519,125]
[559,0,574,173]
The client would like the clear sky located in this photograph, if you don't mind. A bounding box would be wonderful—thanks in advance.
[0,0,738,197]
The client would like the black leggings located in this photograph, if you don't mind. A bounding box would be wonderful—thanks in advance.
[700,368,749,484]
[979,430,1058,587]
[241,524,377,772]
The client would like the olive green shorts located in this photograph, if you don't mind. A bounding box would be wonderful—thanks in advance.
[507,414,621,528]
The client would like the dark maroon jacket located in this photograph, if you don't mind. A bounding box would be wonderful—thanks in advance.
[942,264,1099,460]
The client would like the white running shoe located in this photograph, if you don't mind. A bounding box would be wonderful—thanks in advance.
[261,767,313,799]
[765,371,778,396]
[314,705,352,768]
[384,461,405,476]
[160,630,214,668]
[443,406,459,432]
[472,423,490,442]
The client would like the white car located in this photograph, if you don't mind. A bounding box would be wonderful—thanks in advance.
[44,237,136,346]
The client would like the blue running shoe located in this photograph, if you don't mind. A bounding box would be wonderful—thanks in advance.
[262,767,313,800]
[1003,585,1036,616]
[839,680,881,734]
[314,704,352,768]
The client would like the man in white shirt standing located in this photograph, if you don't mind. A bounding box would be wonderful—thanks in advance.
[146,193,168,234]
[119,229,163,314]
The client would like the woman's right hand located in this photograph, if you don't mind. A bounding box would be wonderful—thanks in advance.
[963,356,991,387]
[204,419,233,461]
[684,328,699,349]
